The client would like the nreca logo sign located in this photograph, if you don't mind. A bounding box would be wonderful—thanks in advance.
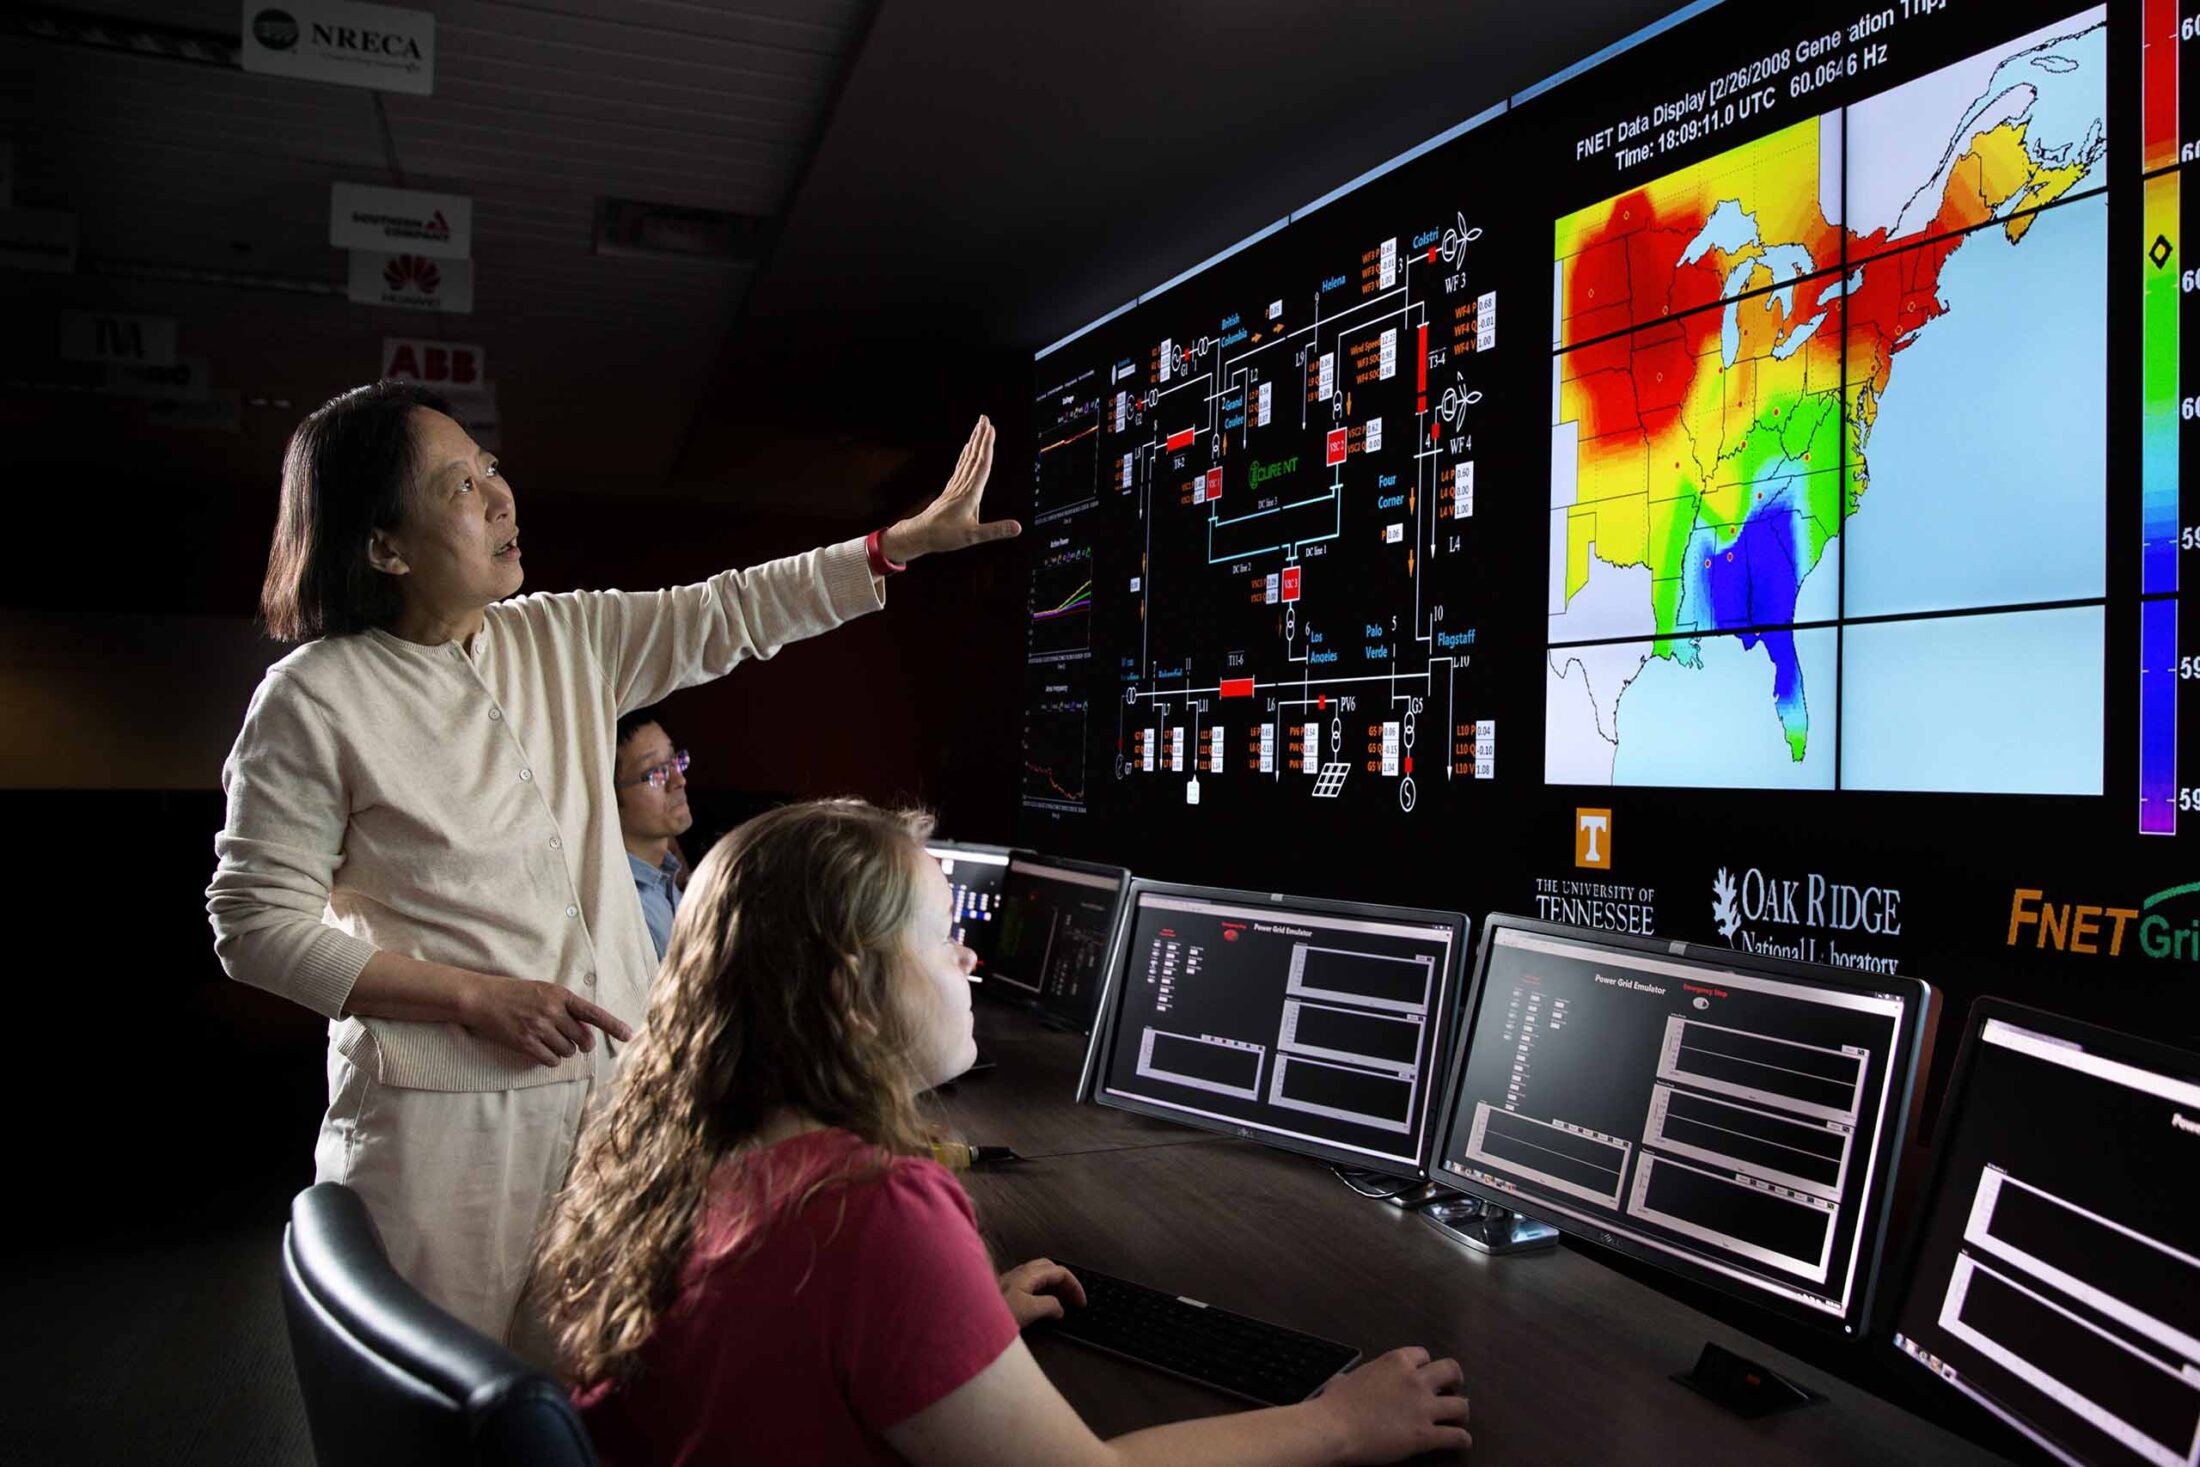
[2007,881,2200,963]
[252,9,299,49]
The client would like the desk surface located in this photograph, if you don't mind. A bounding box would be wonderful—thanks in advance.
[940,1005,2004,1467]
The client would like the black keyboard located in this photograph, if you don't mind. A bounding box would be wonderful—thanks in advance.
[1040,1261,1361,1407]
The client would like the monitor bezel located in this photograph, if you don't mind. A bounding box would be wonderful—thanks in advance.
[1078,876,1472,1181]
[1882,996,2200,1460]
[989,851,1132,1032]
[1428,912,1933,1338]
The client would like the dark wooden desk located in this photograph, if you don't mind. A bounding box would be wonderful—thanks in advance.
[940,1007,2004,1466]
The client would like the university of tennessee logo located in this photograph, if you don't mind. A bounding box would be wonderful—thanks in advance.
[1575,808,1611,869]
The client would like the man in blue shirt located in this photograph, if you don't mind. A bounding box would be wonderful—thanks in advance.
[613,706,693,962]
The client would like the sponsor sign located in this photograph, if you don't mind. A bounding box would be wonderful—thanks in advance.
[60,311,177,366]
[145,389,243,432]
[105,357,211,402]
[347,250,474,313]
[2006,881,2200,965]
[0,207,77,273]
[446,380,499,450]
[241,1,435,96]
[331,182,470,259]
[1710,863,1905,974]
[380,337,485,392]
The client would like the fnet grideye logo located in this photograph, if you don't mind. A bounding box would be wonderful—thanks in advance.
[1575,809,1611,870]
[2007,882,2200,962]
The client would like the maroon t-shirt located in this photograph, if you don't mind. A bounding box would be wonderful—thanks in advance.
[574,1128,1020,1465]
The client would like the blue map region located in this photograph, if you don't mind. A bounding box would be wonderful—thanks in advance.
[1674,501,1811,757]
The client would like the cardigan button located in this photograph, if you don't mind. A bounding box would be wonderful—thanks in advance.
[565,905,579,919]
[488,708,503,722]
[519,768,533,782]
[549,836,562,850]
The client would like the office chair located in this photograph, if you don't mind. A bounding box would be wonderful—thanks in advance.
[279,1183,596,1467]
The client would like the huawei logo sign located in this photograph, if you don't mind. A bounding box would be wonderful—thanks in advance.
[383,254,440,292]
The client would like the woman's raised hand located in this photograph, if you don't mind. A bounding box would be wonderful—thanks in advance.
[459,971,634,1067]
[877,417,1021,564]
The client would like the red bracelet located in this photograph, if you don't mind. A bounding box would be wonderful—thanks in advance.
[865,528,907,577]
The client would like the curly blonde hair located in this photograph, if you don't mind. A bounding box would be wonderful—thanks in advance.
[537,799,948,1387]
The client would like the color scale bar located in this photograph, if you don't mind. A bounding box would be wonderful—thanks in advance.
[2141,599,2178,836]
[2143,0,2179,174]
[2143,171,2180,598]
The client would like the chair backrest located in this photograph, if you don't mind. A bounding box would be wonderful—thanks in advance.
[279,1183,596,1467]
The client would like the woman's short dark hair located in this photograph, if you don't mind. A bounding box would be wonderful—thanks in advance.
[260,380,452,642]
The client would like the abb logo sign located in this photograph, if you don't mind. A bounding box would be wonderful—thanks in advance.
[382,337,485,391]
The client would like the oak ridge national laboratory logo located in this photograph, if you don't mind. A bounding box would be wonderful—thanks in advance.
[1712,863,1903,974]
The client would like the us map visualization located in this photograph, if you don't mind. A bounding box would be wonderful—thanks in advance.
[1021,0,2194,880]
[1549,11,2111,792]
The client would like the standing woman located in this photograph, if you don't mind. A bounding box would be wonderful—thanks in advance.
[206,381,1016,1347]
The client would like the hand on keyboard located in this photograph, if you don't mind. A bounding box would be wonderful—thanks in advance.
[1312,1346,1473,1462]
[998,1257,1087,1329]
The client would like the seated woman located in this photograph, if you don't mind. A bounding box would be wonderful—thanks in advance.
[538,799,1471,1466]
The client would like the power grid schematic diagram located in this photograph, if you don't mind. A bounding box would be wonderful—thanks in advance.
[1024,200,1511,828]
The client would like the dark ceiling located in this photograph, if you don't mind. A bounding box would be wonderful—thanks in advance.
[3,1,1690,530]
[682,0,1693,505]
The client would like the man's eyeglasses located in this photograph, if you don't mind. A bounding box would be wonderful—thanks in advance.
[617,750,690,791]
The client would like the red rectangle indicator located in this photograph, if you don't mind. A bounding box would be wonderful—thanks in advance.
[1417,324,1428,393]
[1220,678,1255,699]
[1164,428,1195,453]
[1281,566,1302,601]
[1326,428,1348,466]
[1205,467,1222,501]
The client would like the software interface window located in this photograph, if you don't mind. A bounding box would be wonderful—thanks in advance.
[1893,1017,2200,1467]
[927,845,1011,958]
[991,858,1125,1023]
[1438,927,1912,1324]
[1099,892,1458,1170]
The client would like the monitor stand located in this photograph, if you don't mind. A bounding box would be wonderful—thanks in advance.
[1331,1168,1445,1208]
[1421,1195,1560,1254]
[1671,1341,1823,1417]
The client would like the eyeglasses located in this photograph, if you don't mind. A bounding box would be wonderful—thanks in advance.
[617,750,690,791]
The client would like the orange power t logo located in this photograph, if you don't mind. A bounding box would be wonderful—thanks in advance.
[1575,809,1611,869]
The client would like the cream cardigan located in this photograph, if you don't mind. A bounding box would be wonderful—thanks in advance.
[207,539,882,1091]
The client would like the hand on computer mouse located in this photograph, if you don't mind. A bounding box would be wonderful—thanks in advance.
[1311,1346,1471,1462]
[998,1257,1087,1329]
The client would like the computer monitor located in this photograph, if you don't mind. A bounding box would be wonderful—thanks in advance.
[1080,879,1470,1180]
[1429,915,1930,1336]
[923,841,1011,970]
[989,853,1129,1033]
[1889,1000,2200,1467]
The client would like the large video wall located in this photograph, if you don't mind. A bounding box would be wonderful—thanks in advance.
[1020,0,2194,1051]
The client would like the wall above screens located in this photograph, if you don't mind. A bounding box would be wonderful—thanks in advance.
[1017,0,2196,1068]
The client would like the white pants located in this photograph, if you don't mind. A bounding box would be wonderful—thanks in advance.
[312,1043,612,1361]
